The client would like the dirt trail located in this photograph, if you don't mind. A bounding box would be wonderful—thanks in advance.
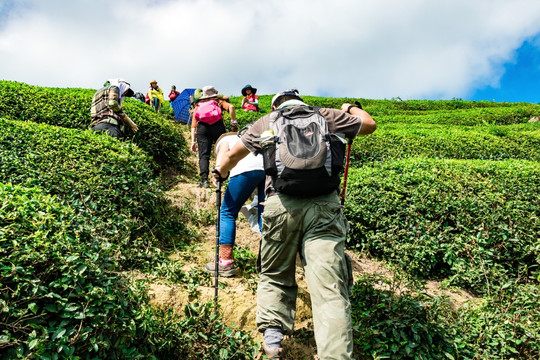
[147,145,476,359]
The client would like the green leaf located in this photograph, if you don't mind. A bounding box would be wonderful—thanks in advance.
[51,328,66,340]
[28,302,38,314]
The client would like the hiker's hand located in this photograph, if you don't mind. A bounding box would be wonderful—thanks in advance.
[122,115,138,132]
[342,102,363,114]
[341,103,352,112]
[212,167,229,184]
[231,121,239,132]
[191,142,197,154]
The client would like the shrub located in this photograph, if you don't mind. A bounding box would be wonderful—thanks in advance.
[374,105,540,126]
[0,183,259,359]
[350,273,540,360]
[0,80,188,171]
[453,283,540,359]
[350,122,540,164]
[0,118,191,268]
[351,273,458,359]
[345,158,540,294]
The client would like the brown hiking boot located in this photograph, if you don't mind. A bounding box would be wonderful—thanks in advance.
[204,261,237,277]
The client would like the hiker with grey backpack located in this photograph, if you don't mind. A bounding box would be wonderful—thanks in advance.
[212,89,376,360]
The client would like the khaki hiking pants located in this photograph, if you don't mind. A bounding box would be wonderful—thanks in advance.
[256,192,354,360]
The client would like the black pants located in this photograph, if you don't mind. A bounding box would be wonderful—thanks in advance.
[91,122,123,138]
[196,121,226,180]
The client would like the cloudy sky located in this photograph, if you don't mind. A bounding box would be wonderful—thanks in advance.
[1,0,540,102]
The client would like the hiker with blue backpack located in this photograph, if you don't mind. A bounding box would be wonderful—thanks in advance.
[190,85,238,188]
[211,89,376,359]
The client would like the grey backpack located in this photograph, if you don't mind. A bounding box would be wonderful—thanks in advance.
[260,105,347,197]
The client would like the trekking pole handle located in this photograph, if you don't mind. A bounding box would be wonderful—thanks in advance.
[212,167,229,182]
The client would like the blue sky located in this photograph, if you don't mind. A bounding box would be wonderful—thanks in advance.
[469,37,540,103]
[1,0,540,103]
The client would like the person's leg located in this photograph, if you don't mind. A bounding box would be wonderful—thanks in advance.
[256,195,302,338]
[153,97,160,112]
[301,193,353,359]
[91,122,123,138]
[196,124,211,185]
[219,170,265,246]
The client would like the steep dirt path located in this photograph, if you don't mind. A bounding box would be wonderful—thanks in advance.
[147,140,476,359]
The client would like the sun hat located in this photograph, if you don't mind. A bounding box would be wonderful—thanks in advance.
[150,79,158,85]
[200,85,219,100]
[241,84,257,96]
[271,89,302,108]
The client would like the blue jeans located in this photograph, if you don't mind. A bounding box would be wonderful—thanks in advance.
[220,170,265,245]
[152,97,161,112]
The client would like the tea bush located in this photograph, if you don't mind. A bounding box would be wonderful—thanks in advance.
[231,94,540,131]
[0,80,188,171]
[0,183,259,359]
[350,122,540,164]
[453,282,540,359]
[350,273,540,359]
[0,118,190,268]
[374,104,540,126]
[345,158,540,294]
[351,273,458,359]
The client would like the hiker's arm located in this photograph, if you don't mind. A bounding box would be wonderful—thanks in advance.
[215,140,231,167]
[120,113,138,132]
[341,103,376,135]
[190,120,198,154]
[214,141,249,180]
[222,101,237,123]
[108,88,122,112]
[247,96,259,106]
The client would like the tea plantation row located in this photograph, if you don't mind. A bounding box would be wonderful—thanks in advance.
[0,182,258,359]
[0,80,258,359]
[0,80,188,172]
[219,91,540,358]
[1,80,539,359]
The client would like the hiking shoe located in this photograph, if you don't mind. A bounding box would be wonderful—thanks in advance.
[205,261,237,277]
[199,179,209,188]
[263,343,283,359]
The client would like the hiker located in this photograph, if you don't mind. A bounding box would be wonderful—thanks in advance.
[169,85,180,101]
[241,84,260,112]
[212,89,376,359]
[188,88,203,124]
[133,92,146,102]
[204,130,265,277]
[90,78,138,138]
[190,85,238,188]
[145,80,164,112]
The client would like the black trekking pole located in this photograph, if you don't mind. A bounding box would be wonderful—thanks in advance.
[214,178,222,309]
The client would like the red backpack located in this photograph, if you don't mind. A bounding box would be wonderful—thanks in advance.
[194,100,222,125]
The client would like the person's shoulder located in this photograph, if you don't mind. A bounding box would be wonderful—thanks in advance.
[319,107,340,115]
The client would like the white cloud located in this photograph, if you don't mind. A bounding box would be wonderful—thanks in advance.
[1,0,540,99]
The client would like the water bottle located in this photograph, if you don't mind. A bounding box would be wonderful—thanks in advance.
[260,129,277,176]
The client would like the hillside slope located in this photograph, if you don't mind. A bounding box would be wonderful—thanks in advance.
[146,141,478,359]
